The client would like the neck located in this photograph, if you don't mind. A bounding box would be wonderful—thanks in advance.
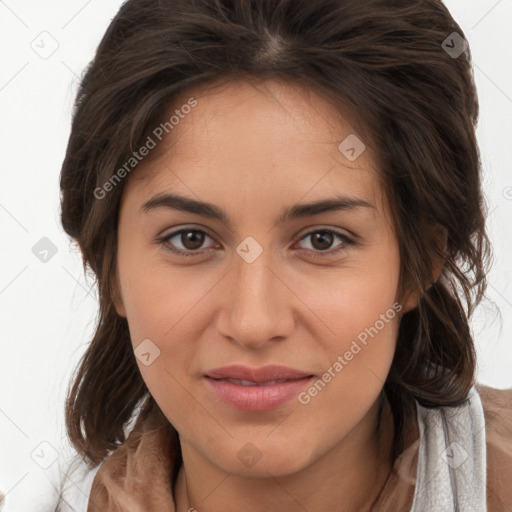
[174,394,395,512]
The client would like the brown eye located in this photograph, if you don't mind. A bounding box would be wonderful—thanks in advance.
[310,231,335,251]
[160,229,216,257]
[180,230,206,250]
[295,229,355,259]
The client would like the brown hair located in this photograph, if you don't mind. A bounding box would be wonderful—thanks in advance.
[60,0,490,468]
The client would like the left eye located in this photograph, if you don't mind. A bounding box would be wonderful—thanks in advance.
[295,229,353,254]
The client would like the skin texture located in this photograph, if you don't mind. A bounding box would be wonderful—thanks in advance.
[113,78,418,511]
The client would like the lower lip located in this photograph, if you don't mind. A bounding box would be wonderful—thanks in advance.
[204,376,314,412]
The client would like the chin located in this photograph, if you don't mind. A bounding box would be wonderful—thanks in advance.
[204,435,315,477]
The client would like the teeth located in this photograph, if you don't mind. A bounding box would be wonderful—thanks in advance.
[222,378,288,386]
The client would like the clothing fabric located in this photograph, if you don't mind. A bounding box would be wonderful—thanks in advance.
[410,386,486,510]
[57,385,512,511]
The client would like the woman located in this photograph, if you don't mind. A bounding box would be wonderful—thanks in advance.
[56,0,512,510]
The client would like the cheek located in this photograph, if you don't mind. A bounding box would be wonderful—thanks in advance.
[293,274,400,448]
[303,286,400,401]
[118,254,219,344]
[118,263,207,427]
[294,247,401,403]
[117,259,219,412]
[302,246,401,348]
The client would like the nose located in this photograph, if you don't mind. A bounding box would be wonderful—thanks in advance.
[215,246,295,350]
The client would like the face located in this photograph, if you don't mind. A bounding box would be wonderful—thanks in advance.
[114,78,408,477]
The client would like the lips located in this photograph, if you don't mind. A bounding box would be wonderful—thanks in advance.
[206,364,312,383]
[204,365,314,411]
[216,378,289,386]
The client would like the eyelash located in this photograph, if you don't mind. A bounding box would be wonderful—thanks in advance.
[157,228,355,259]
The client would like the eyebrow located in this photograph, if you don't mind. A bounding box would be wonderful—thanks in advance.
[141,192,375,228]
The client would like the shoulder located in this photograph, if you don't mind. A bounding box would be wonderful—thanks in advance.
[476,384,512,510]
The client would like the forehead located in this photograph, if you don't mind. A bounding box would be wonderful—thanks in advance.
[124,78,386,216]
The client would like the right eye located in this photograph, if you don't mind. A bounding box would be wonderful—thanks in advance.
[159,228,219,257]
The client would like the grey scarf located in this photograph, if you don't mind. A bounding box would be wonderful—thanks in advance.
[410,386,487,511]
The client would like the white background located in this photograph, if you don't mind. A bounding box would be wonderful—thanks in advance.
[0,1,511,510]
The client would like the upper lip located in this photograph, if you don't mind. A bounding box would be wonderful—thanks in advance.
[205,365,313,383]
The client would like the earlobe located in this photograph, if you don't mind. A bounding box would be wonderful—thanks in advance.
[400,225,448,315]
[400,291,419,314]
[113,293,127,318]
[111,270,127,318]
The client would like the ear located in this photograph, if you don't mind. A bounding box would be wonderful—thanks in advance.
[399,224,447,314]
[400,289,419,315]
[110,268,127,318]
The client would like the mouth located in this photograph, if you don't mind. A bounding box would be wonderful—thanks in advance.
[210,378,293,386]
[203,366,314,412]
